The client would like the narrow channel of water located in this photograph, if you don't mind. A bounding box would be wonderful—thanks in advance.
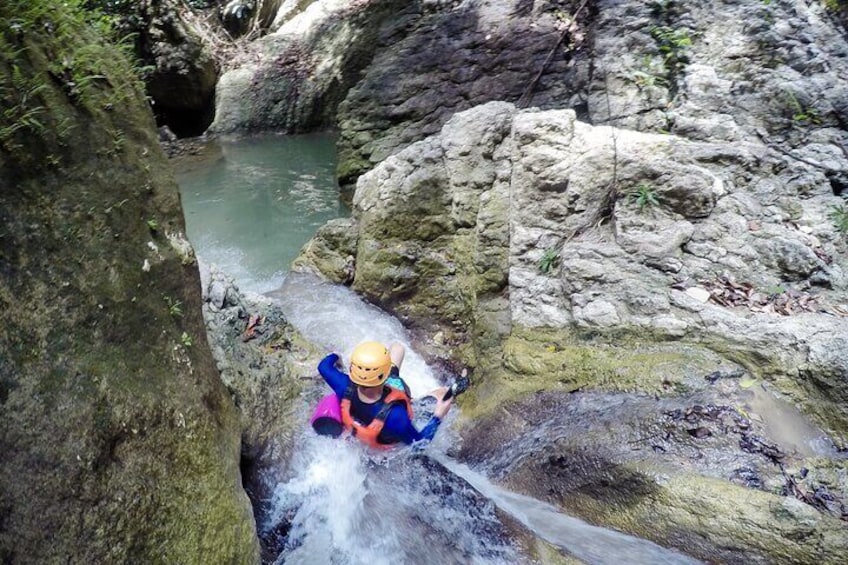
[269,273,703,565]
[175,134,704,564]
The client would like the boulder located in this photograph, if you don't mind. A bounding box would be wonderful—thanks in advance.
[294,101,848,559]
[0,3,258,562]
[200,263,321,474]
[209,0,402,134]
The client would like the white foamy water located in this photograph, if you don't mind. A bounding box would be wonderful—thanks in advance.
[263,436,521,565]
[435,456,704,565]
[268,272,440,398]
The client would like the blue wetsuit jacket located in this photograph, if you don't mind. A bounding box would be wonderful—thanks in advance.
[318,353,441,445]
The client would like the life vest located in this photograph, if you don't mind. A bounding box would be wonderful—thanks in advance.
[340,382,414,449]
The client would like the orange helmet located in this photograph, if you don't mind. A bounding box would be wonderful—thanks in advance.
[349,341,392,387]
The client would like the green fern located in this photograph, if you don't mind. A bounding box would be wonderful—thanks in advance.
[831,203,848,235]
[630,183,660,211]
[539,247,561,274]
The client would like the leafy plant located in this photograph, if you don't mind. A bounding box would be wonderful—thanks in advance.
[164,296,183,318]
[146,218,159,231]
[652,26,692,52]
[630,183,660,211]
[0,63,47,151]
[539,247,561,274]
[180,332,193,348]
[629,57,669,88]
[651,25,692,69]
[830,203,848,235]
[784,90,822,125]
[764,284,786,296]
[793,107,821,124]
[648,25,692,87]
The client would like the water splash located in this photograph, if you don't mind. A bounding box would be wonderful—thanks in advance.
[264,435,522,565]
[269,272,440,399]
[435,455,703,565]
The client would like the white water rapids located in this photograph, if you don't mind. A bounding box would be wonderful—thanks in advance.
[263,273,702,565]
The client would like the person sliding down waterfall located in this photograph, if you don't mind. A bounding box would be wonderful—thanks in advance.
[315,341,454,448]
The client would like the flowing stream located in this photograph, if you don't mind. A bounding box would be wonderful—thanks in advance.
[175,134,706,564]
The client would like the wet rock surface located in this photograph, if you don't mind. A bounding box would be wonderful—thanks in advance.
[456,382,848,563]
[200,263,321,478]
[0,3,258,562]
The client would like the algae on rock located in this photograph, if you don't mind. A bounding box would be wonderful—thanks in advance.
[0,2,258,562]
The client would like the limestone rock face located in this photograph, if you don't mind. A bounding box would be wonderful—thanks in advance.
[209,0,401,135]
[295,101,848,560]
[306,103,846,403]
[199,263,321,474]
[236,0,848,192]
[0,4,258,563]
[101,0,219,136]
[334,0,584,187]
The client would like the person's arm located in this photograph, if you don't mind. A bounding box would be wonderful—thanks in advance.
[384,393,452,444]
[383,408,441,444]
[317,353,350,398]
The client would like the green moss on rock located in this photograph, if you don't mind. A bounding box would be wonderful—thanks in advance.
[461,326,727,422]
[0,2,259,562]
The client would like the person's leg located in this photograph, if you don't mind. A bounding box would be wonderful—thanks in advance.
[389,342,405,370]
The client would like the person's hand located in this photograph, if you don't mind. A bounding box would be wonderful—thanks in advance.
[433,386,453,419]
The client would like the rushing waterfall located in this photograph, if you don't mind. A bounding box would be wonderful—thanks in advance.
[177,135,706,565]
[266,273,702,565]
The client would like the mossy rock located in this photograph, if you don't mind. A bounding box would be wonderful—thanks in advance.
[459,325,729,422]
[0,2,258,562]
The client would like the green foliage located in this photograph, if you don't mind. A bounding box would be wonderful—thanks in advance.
[539,247,561,274]
[823,0,846,11]
[180,332,193,348]
[647,25,692,86]
[651,26,692,52]
[764,284,786,296]
[0,0,152,159]
[830,203,848,235]
[164,296,183,318]
[147,218,159,232]
[0,0,148,154]
[0,62,46,150]
[629,56,669,89]
[630,183,660,211]
[784,90,822,125]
